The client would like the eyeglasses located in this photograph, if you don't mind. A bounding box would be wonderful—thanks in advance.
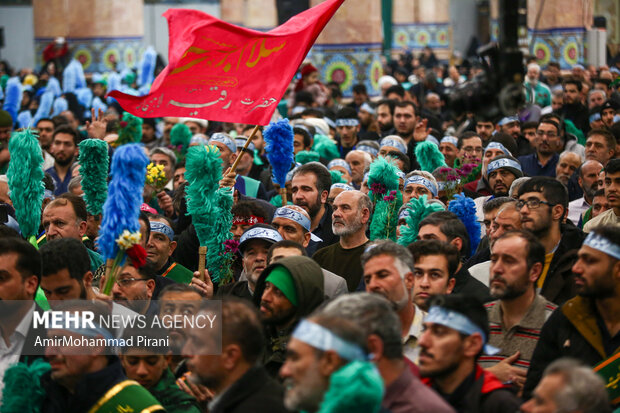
[115,278,148,288]
[516,199,555,210]
[535,130,558,139]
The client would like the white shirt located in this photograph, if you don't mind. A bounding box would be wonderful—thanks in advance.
[0,303,34,392]
[568,197,589,226]
[403,304,426,364]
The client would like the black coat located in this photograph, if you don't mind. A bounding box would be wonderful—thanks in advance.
[209,366,289,413]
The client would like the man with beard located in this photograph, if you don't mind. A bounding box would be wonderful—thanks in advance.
[0,238,41,387]
[291,162,338,250]
[36,118,56,170]
[567,160,603,225]
[46,125,79,196]
[335,107,360,158]
[320,293,455,413]
[345,149,371,189]
[559,79,589,134]
[476,156,523,219]
[479,231,557,393]
[253,256,324,377]
[475,115,496,145]
[585,128,616,166]
[376,99,396,136]
[418,294,522,412]
[524,63,552,107]
[518,116,562,177]
[584,159,620,232]
[523,226,620,400]
[146,215,193,284]
[362,240,427,364]
[41,194,103,273]
[555,151,582,186]
[183,299,288,413]
[600,100,619,128]
[517,177,585,305]
[108,261,158,315]
[313,190,372,291]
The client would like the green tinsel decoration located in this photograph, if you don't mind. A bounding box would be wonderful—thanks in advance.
[170,122,192,159]
[7,129,45,240]
[269,194,292,207]
[330,169,347,185]
[295,150,320,165]
[415,140,447,173]
[397,195,445,246]
[113,112,143,147]
[185,144,234,283]
[78,139,109,215]
[312,134,340,161]
[0,359,50,413]
[367,157,402,241]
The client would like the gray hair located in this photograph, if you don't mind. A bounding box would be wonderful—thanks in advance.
[347,150,372,169]
[587,88,607,101]
[68,176,82,193]
[544,358,611,413]
[559,150,583,164]
[150,147,177,169]
[482,196,514,214]
[360,239,414,274]
[356,191,373,217]
[509,176,530,198]
[320,292,403,360]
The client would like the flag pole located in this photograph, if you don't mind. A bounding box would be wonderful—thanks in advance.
[229,125,260,174]
[197,246,208,281]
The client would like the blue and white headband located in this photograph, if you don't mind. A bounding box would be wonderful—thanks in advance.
[274,207,323,242]
[327,159,351,174]
[396,171,405,180]
[584,232,620,260]
[209,133,236,153]
[150,221,174,240]
[239,227,283,247]
[440,136,458,147]
[235,138,255,152]
[404,175,438,197]
[331,183,354,191]
[398,208,410,221]
[498,116,519,126]
[426,306,499,355]
[323,117,336,130]
[380,137,407,154]
[487,158,522,177]
[357,144,379,157]
[336,118,360,127]
[360,102,376,116]
[43,189,55,201]
[190,135,209,146]
[292,319,366,361]
[485,141,511,156]
[589,113,601,123]
[426,135,440,146]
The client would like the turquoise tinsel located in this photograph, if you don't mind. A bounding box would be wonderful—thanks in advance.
[397,195,445,246]
[368,157,402,241]
[317,361,384,413]
[98,144,148,261]
[415,140,446,173]
[295,150,320,165]
[312,134,339,161]
[78,139,109,215]
[170,123,192,154]
[7,129,45,238]
[0,359,50,413]
[185,145,234,283]
[330,170,346,185]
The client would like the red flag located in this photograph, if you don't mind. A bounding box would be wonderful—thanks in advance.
[108,0,344,125]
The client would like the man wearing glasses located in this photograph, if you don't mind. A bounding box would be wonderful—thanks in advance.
[516,177,585,305]
[518,115,563,177]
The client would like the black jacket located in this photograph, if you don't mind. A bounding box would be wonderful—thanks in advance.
[209,366,288,413]
[312,203,338,252]
[540,224,585,306]
[453,265,492,303]
[253,256,325,377]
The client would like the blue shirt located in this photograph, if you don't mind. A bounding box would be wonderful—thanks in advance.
[517,152,559,178]
[45,166,73,196]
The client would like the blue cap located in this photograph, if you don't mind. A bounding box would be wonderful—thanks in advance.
[238,227,283,253]
[209,133,236,153]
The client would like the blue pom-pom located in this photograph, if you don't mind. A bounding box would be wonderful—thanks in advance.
[264,119,295,188]
[448,193,481,257]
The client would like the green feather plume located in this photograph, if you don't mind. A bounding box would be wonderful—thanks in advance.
[78,139,109,215]
[295,150,320,165]
[397,195,444,246]
[368,157,402,241]
[1,359,50,413]
[312,134,339,161]
[113,112,143,147]
[170,123,192,154]
[269,194,292,207]
[330,169,347,185]
[7,129,45,239]
[415,140,447,173]
[184,145,233,283]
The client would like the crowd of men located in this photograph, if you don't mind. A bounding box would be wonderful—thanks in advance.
[0,45,619,413]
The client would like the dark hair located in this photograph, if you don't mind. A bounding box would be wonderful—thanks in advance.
[138,211,151,244]
[231,201,268,221]
[563,78,583,92]
[220,298,265,363]
[0,237,41,282]
[386,85,406,98]
[458,131,481,149]
[482,196,514,214]
[386,150,410,173]
[517,176,569,215]
[36,117,54,127]
[292,162,332,195]
[394,100,415,113]
[311,313,368,356]
[52,124,80,146]
[427,294,489,359]
[376,99,396,115]
[538,113,564,136]
[488,132,518,156]
[408,239,460,277]
[40,238,90,281]
[301,108,325,118]
[43,173,55,191]
[492,230,545,270]
[48,193,88,222]
[587,128,616,151]
[593,188,605,198]
[293,126,312,149]
[135,261,158,280]
[352,84,368,95]
[267,240,306,263]
[159,283,202,300]
[419,211,470,260]
[0,224,20,239]
[547,61,560,69]
[51,114,69,127]
[522,121,538,130]
[591,226,620,257]
[294,90,314,106]
[336,107,358,120]
[605,158,620,175]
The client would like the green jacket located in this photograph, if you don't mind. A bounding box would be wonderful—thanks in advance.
[149,369,201,413]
